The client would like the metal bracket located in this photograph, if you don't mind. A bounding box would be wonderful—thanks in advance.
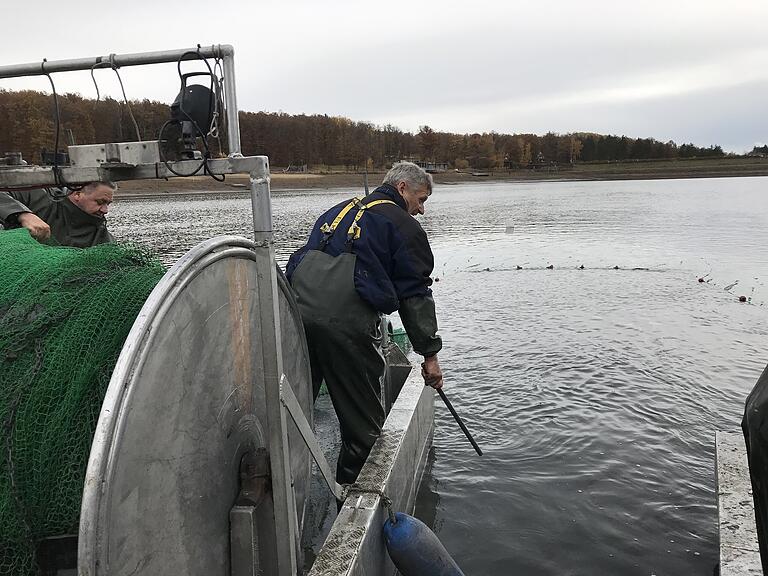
[279,374,346,502]
[230,506,261,576]
[0,156,269,189]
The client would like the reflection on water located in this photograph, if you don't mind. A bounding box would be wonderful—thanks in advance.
[110,177,768,575]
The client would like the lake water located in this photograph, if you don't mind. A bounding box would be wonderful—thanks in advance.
[109,176,768,575]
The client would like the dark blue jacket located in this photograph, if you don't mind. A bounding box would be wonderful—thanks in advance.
[286,184,434,314]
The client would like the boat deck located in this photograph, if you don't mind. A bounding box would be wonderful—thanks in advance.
[716,431,761,575]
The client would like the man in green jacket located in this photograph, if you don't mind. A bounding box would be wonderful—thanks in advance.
[0,182,115,247]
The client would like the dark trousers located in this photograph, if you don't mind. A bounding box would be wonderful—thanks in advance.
[305,317,385,485]
[291,250,386,485]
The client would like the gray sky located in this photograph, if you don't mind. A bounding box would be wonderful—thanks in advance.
[3,0,767,152]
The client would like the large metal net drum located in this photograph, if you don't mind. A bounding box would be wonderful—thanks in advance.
[79,235,313,575]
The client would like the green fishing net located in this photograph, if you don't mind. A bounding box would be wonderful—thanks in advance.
[0,229,165,575]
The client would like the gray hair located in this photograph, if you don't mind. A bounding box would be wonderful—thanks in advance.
[382,161,433,194]
[82,180,117,192]
[61,181,117,197]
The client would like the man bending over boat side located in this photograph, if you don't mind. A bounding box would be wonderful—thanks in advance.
[286,161,443,486]
[0,182,115,247]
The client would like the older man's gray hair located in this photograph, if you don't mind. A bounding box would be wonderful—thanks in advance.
[66,181,117,195]
[83,180,117,192]
[382,161,433,194]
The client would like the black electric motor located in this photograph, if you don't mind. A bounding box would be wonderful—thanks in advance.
[169,73,216,160]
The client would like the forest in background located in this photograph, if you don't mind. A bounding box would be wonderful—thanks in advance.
[0,89,735,171]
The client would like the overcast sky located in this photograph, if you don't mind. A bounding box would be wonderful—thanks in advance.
[2,0,766,152]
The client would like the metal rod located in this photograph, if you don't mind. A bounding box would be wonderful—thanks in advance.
[222,53,241,155]
[250,157,272,237]
[0,45,233,78]
[436,388,483,456]
[280,376,345,501]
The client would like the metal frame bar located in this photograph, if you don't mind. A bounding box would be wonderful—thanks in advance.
[0,156,259,188]
[230,507,260,576]
[0,45,241,155]
[280,376,345,501]
[250,164,299,576]
[716,431,761,573]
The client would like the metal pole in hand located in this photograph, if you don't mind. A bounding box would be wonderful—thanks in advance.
[436,388,483,456]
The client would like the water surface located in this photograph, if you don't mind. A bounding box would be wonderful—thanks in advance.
[110,176,768,575]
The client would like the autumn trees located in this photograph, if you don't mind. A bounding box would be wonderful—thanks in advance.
[0,89,170,162]
[0,89,726,170]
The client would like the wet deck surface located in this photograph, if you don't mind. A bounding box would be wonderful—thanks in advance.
[716,431,761,575]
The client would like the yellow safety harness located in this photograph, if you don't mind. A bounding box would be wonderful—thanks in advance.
[319,196,397,249]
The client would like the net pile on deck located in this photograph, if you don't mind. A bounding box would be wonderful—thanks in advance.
[0,229,165,575]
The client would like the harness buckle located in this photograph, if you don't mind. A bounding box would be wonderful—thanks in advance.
[319,222,333,250]
[347,221,361,241]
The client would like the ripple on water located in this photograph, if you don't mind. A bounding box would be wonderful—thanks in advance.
[110,179,768,575]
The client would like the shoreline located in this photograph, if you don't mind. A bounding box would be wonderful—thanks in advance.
[114,157,768,198]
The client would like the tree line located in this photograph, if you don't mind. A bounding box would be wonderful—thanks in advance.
[0,89,726,170]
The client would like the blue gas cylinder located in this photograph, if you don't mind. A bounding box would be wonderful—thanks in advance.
[383,512,466,576]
